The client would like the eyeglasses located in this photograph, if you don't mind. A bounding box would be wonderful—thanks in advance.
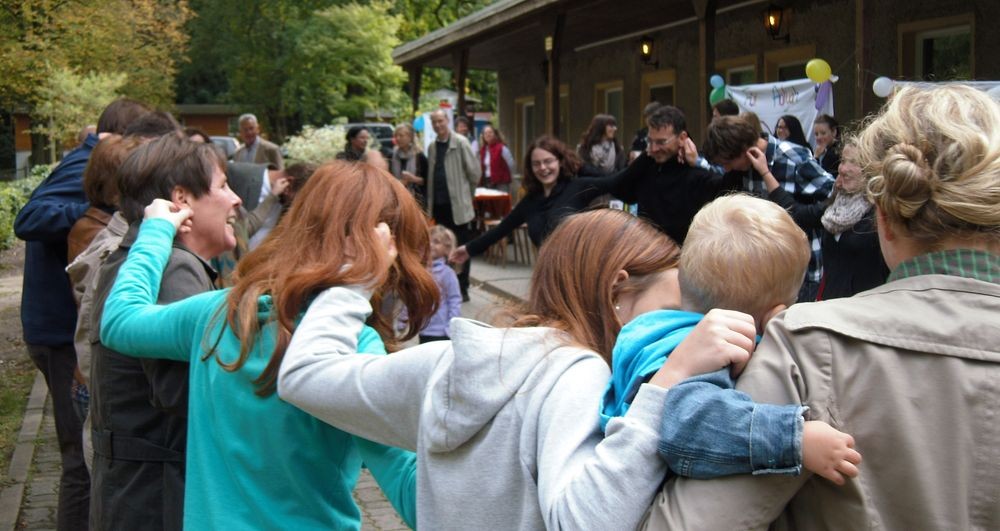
[531,158,558,168]
[647,135,677,147]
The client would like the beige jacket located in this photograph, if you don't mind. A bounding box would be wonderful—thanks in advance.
[234,137,284,170]
[426,134,482,225]
[644,273,1000,530]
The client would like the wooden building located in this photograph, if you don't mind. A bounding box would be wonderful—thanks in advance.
[394,0,998,162]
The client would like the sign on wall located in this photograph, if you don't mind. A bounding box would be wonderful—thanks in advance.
[726,78,834,147]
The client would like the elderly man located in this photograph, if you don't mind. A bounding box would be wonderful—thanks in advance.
[426,109,481,300]
[233,113,284,170]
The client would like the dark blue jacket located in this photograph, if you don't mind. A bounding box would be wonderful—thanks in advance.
[15,134,97,345]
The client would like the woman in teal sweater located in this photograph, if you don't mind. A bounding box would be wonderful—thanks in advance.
[100,162,440,530]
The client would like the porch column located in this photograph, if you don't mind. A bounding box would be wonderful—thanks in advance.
[544,12,565,137]
[693,0,717,140]
[452,49,469,118]
[406,64,423,116]
[854,0,874,119]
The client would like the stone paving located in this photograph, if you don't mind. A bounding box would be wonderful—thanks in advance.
[8,259,529,531]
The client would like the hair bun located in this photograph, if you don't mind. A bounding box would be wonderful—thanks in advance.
[881,143,935,219]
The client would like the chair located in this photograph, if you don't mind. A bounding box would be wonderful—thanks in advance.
[482,219,507,267]
[512,224,535,265]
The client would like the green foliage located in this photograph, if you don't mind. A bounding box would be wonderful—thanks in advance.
[0,167,47,250]
[0,358,37,489]
[178,0,499,137]
[0,0,191,111]
[32,68,126,146]
[285,1,408,123]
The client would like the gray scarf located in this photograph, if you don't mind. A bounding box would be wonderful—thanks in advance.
[589,141,617,173]
[821,191,872,235]
[391,148,418,181]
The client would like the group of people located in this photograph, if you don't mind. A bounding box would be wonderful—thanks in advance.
[14,83,1000,531]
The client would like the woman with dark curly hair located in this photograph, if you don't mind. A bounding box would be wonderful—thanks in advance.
[450,135,615,264]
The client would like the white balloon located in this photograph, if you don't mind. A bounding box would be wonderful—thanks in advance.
[873,77,894,98]
[987,85,1000,102]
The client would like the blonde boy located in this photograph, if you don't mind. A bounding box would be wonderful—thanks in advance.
[603,195,861,484]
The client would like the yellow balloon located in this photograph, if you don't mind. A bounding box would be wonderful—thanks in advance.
[805,58,832,84]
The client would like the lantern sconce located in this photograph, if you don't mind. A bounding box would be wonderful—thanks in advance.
[764,4,790,43]
[639,35,659,68]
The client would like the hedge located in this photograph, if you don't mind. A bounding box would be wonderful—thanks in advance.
[0,165,50,251]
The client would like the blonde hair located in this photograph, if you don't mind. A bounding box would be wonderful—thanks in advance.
[856,84,1000,248]
[429,224,457,256]
[679,195,810,319]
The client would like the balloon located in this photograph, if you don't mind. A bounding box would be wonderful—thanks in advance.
[805,58,832,84]
[987,85,1000,102]
[815,80,833,110]
[709,85,726,106]
[872,76,894,98]
[412,115,425,132]
[710,74,725,89]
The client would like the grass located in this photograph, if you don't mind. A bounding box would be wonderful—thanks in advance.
[0,358,37,489]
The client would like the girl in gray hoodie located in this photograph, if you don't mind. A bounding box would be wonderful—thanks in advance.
[279,209,755,530]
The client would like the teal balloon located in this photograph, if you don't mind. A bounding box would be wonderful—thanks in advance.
[413,115,425,132]
[710,75,725,89]
[709,85,726,105]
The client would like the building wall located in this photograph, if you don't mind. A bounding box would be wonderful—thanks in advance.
[498,0,999,152]
[179,114,234,136]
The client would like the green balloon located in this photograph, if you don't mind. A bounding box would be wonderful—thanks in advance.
[709,85,726,105]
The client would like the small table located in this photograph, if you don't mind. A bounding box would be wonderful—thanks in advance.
[473,188,512,226]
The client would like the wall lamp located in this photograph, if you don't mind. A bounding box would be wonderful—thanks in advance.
[639,35,659,68]
[764,4,790,43]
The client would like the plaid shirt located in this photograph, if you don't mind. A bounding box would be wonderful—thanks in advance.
[699,135,834,283]
[888,248,999,284]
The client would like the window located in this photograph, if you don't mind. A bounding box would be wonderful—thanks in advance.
[717,55,757,86]
[514,96,536,163]
[764,45,816,82]
[727,66,756,86]
[899,15,973,81]
[639,69,676,125]
[595,80,624,141]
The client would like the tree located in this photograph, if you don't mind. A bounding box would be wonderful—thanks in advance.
[31,68,126,159]
[285,1,408,124]
[0,0,191,111]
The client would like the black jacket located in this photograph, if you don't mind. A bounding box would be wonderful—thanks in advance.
[768,188,889,300]
[606,153,741,245]
[88,224,216,530]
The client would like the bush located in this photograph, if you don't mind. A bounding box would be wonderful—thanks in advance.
[0,165,49,250]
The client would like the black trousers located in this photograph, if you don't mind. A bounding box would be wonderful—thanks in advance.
[26,343,90,531]
[432,202,474,295]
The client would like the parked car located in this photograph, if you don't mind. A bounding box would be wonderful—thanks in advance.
[345,123,395,160]
[210,136,241,161]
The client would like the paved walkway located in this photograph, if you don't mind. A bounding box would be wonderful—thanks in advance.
[4,256,532,531]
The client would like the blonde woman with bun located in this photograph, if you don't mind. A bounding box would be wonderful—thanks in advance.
[643,84,1000,530]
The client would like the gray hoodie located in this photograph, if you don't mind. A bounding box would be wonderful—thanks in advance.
[279,286,669,530]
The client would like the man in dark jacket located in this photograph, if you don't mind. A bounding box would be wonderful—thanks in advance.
[14,98,149,531]
[608,105,740,246]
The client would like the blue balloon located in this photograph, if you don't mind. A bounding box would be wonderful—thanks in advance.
[710,75,725,89]
[412,115,425,132]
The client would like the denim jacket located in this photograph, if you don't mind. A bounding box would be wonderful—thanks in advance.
[602,310,805,478]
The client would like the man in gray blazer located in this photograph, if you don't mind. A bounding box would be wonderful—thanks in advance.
[233,113,284,170]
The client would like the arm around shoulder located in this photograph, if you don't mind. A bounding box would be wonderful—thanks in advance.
[278,286,443,450]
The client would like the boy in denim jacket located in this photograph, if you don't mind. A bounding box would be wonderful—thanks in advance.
[602,195,861,484]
